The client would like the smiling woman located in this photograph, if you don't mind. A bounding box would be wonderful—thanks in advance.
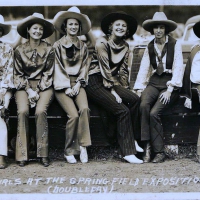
[53,6,92,164]
[85,11,144,164]
[13,13,55,167]
[27,23,44,40]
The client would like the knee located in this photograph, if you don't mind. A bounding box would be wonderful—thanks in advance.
[68,113,79,122]
[150,109,158,119]
[35,108,47,117]
[116,106,130,117]
[79,107,90,114]
[140,101,148,111]
[17,108,29,117]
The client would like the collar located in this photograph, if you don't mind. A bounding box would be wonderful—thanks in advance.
[23,41,47,59]
[108,37,128,51]
[60,36,82,49]
[154,36,168,56]
[154,35,168,45]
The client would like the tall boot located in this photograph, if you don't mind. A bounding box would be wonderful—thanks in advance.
[143,141,151,163]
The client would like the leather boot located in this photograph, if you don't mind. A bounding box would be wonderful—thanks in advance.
[152,153,165,163]
[40,157,50,167]
[143,141,151,163]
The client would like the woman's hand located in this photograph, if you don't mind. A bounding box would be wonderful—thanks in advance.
[27,88,39,101]
[26,88,39,108]
[111,88,122,103]
[184,98,192,109]
[65,88,75,97]
[136,90,143,97]
[72,81,81,96]
[159,91,171,104]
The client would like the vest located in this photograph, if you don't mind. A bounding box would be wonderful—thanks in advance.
[180,45,200,99]
[148,36,177,70]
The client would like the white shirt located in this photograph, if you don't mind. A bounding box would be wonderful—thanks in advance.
[133,36,184,92]
[190,51,200,84]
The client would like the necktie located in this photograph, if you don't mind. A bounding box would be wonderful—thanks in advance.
[32,49,37,64]
[154,44,167,75]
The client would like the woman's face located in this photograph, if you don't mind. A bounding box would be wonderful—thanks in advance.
[111,19,127,38]
[65,18,79,36]
[153,24,166,39]
[28,23,44,40]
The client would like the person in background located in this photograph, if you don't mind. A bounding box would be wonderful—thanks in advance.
[14,13,55,167]
[0,14,14,169]
[181,20,200,163]
[53,6,91,164]
[85,11,143,164]
[134,12,184,163]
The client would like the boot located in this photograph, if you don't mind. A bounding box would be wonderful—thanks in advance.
[143,141,151,163]
[0,155,7,169]
[152,153,165,163]
[40,157,50,167]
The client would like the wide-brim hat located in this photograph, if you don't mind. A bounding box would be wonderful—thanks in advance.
[193,21,200,38]
[53,6,91,35]
[0,15,11,36]
[101,11,138,38]
[142,12,177,33]
[17,13,54,39]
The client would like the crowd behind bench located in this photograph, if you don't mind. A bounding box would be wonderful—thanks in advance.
[0,6,200,169]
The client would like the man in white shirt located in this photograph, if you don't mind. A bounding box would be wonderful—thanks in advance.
[181,20,200,163]
[134,12,184,163]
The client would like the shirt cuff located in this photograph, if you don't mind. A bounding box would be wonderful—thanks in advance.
[0,88,7,95]
[167,85,174,92]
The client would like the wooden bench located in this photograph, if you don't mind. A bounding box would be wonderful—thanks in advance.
[7,46,200,152]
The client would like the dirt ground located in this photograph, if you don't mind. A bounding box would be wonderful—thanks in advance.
[0,146,200,200]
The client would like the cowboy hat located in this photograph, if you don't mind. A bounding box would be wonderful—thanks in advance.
[101,11,138,38]
[193,21,200,38]
[142,12,177,33]
[53,6,91,35]
[17,13,54,39]
[0,15,11,36]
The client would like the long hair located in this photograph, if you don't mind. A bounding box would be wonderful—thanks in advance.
[150,24,170,35]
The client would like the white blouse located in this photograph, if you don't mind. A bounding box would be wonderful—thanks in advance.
[190,50,200,84]
[133,36,184,92]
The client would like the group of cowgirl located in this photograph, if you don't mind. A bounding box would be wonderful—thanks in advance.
[0,6,199,169]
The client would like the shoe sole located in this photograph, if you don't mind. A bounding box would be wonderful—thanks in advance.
[152,159,165,163]
[123,158,143,164]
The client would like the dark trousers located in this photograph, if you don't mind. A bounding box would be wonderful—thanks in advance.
[85,74,140,156]
[140,73,179,153]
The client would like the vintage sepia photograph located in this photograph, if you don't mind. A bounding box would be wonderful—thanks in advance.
[0,0,200,199]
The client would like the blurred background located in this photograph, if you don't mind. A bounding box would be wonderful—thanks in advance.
[0,5,200,48]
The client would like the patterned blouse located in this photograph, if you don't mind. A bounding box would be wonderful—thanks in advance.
[14,41,55,92]
[53,36,89,90]
[134,36,184,92]
[88,36,129,89]
[0,41,14,95]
